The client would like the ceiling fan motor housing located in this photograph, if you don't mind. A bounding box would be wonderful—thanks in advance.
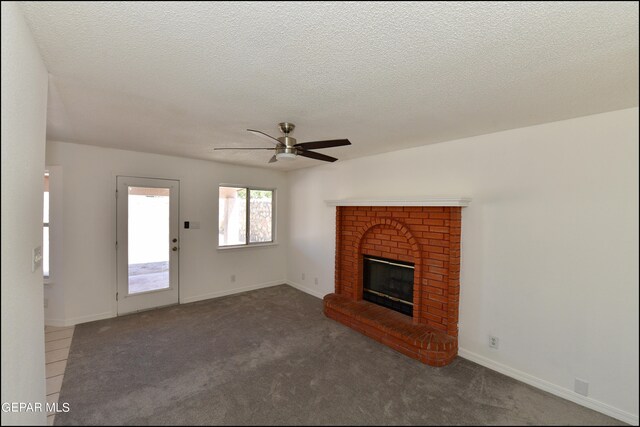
[277,123,298,152]
[278,135,297,148]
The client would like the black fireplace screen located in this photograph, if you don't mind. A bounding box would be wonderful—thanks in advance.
[363,255,414,317]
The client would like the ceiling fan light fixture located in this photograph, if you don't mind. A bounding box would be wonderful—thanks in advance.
[276,151,297,161]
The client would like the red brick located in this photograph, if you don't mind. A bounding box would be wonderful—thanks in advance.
[423,272,444,281]
[390,247,409,256]
[425,285,444,295]
[429,294,449,303]
[422,232,445,240]
[423,245,445,254]
[428,239,449,248]
[427,306,448,317]
[428,266,449,275]
[427,253,449,261]
[428,213,450,219]
[404,218,424,225]
[424,299,443,309]
[426,279,447,289]
[424,258,444,267]
[424,313,443,324]
[409,212,431,219]
[430,226,450,233]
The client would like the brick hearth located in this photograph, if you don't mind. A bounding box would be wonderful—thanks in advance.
[323,205,462,366]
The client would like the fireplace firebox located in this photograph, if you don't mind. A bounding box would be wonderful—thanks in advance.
[363,256,414,317]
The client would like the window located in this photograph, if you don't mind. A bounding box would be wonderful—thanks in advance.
[43,171,50,278]
[219,186,274,247]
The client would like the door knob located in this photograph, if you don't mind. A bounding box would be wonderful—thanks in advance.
[172,246,178,251]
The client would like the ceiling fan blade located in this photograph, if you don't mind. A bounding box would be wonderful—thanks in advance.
[213,147,274,150]
[294,139,351,150]
[297,150,338,163]
[247,129,281,145]
[268,154,278,163]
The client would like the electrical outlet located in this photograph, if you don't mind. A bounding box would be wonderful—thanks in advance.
[488,335,499,349]
[302,273,305,281]
[230,274,236,283]
[314,278,319,285]
[574,378,589,396]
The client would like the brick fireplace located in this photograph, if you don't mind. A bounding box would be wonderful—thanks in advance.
[323,200,468,366]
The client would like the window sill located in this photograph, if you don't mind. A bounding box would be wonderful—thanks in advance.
[217,242,278,251]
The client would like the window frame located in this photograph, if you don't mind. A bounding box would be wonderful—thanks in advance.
[218,184,276,249]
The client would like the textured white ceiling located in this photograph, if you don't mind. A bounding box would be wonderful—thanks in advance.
[19,1,639,170]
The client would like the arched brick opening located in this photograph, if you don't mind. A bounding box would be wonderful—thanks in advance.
[353,218,423,322]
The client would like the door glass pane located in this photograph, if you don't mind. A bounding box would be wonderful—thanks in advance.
[128,186,170,294]
[249,190,273,243]
[218,187,247,246]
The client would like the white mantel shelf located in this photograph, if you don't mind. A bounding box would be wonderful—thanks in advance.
[325,198,471,207]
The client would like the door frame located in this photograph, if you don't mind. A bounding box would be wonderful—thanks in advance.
[116,175,180,315]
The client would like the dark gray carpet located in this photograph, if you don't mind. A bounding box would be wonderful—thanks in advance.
[56,285,624,425]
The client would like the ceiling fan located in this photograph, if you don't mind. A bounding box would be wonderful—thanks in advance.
[214,122,351,163]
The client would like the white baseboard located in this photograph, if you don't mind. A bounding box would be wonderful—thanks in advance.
[45,282,287,326]
[458,348,638,426]
[45,311,114,327]
[44,318,68,327]
[285,280,325,299]
[180,280,285,304]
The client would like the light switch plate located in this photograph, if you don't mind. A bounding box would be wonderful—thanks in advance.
[32,245,43,272]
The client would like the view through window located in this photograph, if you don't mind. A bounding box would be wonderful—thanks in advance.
[219,186,273,246]
[127,186,171,294]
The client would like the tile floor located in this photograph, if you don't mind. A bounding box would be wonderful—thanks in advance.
[45,325,75,426]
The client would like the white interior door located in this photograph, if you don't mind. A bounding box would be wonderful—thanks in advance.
[117,176,179,315]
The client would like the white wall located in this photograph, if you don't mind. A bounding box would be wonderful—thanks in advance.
[1,3,49,425]
[45,141,288,325]
[286,108,639,423]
